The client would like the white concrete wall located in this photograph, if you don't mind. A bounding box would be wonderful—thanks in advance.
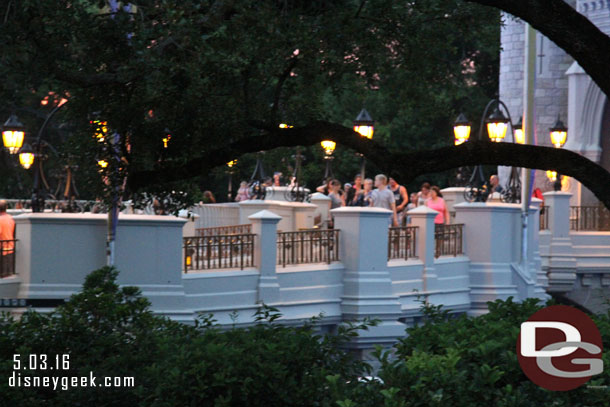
[12,213,191,321]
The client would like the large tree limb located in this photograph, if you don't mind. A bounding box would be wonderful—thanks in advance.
[466,0,610,98]
[128,121,610,210]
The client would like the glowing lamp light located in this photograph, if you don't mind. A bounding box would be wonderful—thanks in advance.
[186,255,192,267]
[91,120,108,143]
[2,114,26,154]
[485,108,509,142]
[514,116,525,144]
[98,159,108,169]
[453,113,471,145]
[162,134,171,148]
[18,144,35,169]
[227,160,237,168]
[546,170,557,182]
[353,108,374,139]
[279,123,293,128]
[550,116,568,148]
[321,140,336,156]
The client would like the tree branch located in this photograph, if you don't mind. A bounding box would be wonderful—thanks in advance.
[128,121,610,210]
[465,0,610,97]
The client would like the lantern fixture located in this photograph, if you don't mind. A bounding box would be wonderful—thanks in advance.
[546,170,557,182]
[2,114,26,154]
[279,123,293,129]
[485,107,509,142]
[98,159,109,169]
[227,159,237,168]
[320,140,336,156]
[18,144,35,169]
[453,113,471,145]
[353,108,374,139]
[550,115,568,148]
[513,116,525,144]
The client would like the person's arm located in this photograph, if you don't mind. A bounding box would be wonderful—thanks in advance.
[390,201,398,227]
[316,185,326,193]
[444,200,450,224]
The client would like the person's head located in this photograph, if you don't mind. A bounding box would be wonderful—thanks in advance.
[421,182,431,194]
[353,175,362,185]
[410,192,418,203]
[490,175,499,186]
[430,186,442,199]
[240,181,248,188]
[364,178,373,191]
[203,190,214,199]
[263,177,273,186]
[344,182,352,191]
[389,177,398,188]
[374,174,388,188]
[329,179,341,192]
[0,200,7,214]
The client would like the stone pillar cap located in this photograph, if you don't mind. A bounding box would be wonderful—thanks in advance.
[248,210,282,221]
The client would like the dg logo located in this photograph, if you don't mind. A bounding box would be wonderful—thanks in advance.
[517,305,604,391]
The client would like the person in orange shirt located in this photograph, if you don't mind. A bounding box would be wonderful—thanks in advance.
[0,200,15,277]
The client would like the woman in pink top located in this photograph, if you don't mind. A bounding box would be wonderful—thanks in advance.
[426,186,450,225]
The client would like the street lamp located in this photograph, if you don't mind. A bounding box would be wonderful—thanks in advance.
[461,99,520,203]
[353,108,374,178]
[549,115,568,191]
[485,108,509,142]
[18,144,35,169]
[321,140,336,180]
[2,114,25,154]
[227,159,237,201]
[453,113,471,145]
[513,116,525,144]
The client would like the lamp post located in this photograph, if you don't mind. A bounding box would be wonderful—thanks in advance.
[321,139,336,180]
[455,99,520,203]
[226,159,237,201]
[353,108,374,179]
[549,115,568,191]
[3,102,70,212]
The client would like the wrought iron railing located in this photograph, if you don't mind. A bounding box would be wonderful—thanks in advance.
[277,229,340,267]
[434,224,464,258]
[0,239,17,278]
[388,226,418,260]
[539,206,549,230]
[570,205,610,231]
[183,234,255,272]
[196,224,252,237]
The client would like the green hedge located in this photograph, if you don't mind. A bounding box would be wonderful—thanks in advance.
[1,267,608,406]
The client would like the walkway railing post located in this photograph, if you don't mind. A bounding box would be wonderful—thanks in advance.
[249,210,282,304]
[542,191,577,293]
[407,206,438,297]
[331,207,405,356]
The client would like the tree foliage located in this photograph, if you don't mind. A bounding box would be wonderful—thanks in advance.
[0,0,499,201]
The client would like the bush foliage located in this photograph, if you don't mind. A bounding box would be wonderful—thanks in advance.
[0,267,608,406]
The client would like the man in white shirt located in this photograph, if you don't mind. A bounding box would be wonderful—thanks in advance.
[371,174,398,227]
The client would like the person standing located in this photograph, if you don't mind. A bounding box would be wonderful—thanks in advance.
[426,186,450,225]
[389,177,409,226]
[371,174,398,227]
[346,174,362,206]
[0,200,16,277]
[353,178,373,207]
[328,179,345,210]
[235,181,251,202]
[417,182,431,206]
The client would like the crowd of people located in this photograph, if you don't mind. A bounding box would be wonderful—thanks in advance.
[316,175,450,227]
